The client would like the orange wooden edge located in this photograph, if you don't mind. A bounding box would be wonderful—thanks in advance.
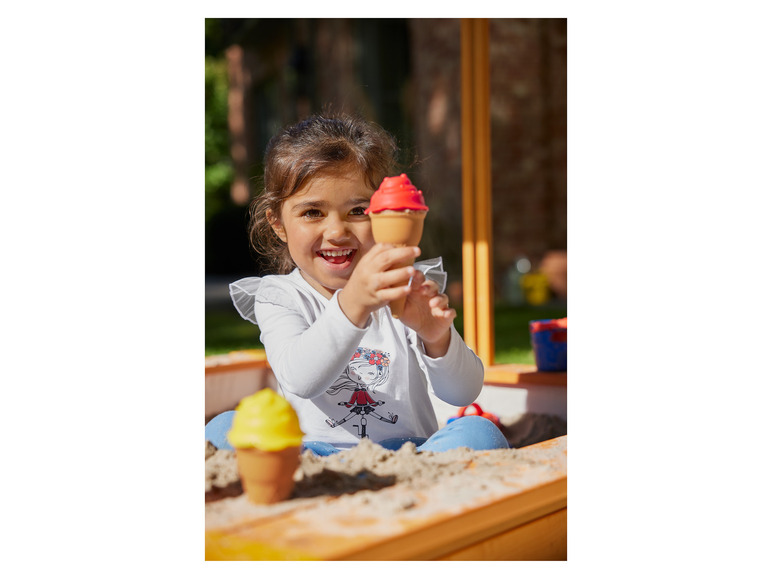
[483,364,567,388]
[205,349,269,375]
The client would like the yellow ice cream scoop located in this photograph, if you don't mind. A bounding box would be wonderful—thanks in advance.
[227,389,304,452]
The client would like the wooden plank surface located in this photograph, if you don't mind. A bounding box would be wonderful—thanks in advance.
[441,508,567,560]
[206,435,567,561]
[484,363,567,387]
[205,349,268,375]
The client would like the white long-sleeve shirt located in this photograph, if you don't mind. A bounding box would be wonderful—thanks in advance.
[229,259,483,449]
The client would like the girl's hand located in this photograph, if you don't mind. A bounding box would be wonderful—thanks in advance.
[400,270,457,358]
[338,244,421,327]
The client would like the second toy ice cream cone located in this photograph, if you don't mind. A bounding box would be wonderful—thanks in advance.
[366,174,429,318]
[227,389,304,505]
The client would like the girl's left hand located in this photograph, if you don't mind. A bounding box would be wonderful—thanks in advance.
[400,270,457,358]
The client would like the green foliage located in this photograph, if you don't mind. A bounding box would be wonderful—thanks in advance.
[205,56,233,224]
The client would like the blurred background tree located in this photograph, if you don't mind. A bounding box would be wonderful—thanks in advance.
[204,56,232,224]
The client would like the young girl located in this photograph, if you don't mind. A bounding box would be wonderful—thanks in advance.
[205,113,508,455]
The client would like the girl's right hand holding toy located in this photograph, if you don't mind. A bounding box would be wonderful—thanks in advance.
[337,244,421,328]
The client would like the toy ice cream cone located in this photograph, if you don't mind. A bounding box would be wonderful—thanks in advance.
[366,174,429,318]
[227,389,304,505]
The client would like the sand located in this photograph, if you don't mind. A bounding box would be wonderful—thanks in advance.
[205,412,567,530]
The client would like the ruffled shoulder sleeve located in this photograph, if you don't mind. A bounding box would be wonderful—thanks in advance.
[229,275,299,324]
[230,259,446,324]
[414,257,447,293]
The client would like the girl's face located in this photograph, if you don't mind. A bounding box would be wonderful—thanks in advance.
[269,167,375,298]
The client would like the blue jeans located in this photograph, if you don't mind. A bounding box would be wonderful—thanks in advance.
[205,412,509,456]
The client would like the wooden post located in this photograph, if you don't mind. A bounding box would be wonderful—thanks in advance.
[461,19,495,366]
[461,20,477,353]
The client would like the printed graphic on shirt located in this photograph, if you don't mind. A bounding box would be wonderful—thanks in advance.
[324,347,398,439]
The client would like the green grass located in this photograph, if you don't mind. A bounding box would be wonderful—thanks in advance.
[457,303,568,364]
[205,308,263,356]
[205,302,567,364]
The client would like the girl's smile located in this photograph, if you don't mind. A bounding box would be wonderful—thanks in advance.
[268,168,375,298]
[317,248,356,265]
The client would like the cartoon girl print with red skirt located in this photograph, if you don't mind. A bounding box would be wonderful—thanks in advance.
[325,347,397,439]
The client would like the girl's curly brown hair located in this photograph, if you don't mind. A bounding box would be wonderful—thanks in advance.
[248,112,398,274]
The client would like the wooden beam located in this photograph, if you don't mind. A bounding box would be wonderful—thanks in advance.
[472,18,494,366]
[461,19,478,352]
[461,18,495,366]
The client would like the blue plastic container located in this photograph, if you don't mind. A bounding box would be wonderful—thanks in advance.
[529,318,567,372]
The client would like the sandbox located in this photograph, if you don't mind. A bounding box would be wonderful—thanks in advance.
[205,352,567,560]
[206,434,566,560]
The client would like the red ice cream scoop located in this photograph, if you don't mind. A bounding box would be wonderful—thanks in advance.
[365,173,429,214]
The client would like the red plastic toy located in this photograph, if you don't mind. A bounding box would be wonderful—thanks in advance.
[446,403,501,428]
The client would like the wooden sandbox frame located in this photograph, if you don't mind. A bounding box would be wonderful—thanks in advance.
[206,436,566,561]
[205,351,567,560]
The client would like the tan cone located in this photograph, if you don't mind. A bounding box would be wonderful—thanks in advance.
[369,210,427,318]
[235,445,300,505]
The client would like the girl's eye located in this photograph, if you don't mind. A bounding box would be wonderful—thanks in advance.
[350,206,367,216]
[302,209,323,219]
